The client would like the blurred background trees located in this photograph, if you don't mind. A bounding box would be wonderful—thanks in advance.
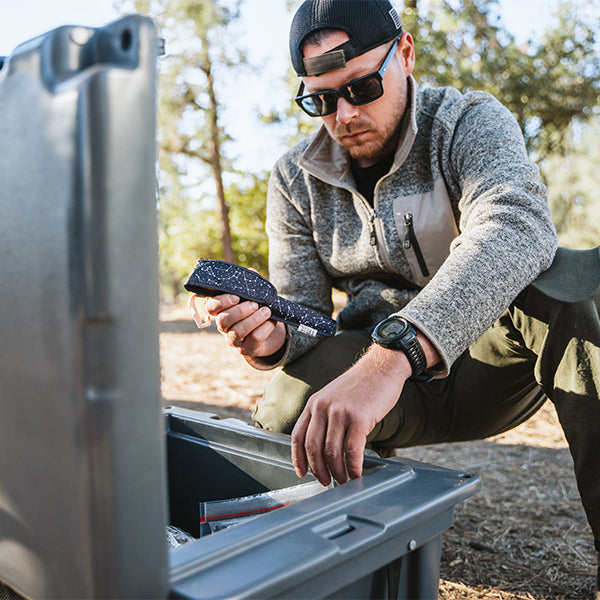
[122,0,600,301]
[122,0,270,299]
[404,0,600,161]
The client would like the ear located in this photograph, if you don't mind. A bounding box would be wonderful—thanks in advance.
[397,32,415,77]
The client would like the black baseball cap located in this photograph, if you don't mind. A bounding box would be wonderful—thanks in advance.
[290,0,403,77]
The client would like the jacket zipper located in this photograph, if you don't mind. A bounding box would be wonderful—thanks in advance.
[404,213,430,277]
[356,192,395,272]
[369,209,377,246]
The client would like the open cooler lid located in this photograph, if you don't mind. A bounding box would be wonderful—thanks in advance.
[0,16,168,599]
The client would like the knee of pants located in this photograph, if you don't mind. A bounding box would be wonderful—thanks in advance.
[252,329,373,434]
[252,369,311,434]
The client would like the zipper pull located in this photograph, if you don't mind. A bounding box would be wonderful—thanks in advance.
[404,213,412,249]
[403,212,430,277]
[369,209,377,246]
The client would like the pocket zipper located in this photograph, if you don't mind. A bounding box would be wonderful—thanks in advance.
[403,212,430,277]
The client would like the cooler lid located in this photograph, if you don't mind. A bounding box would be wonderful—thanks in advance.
[0,15,168,599]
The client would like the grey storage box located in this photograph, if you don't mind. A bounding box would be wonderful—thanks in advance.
[165,407,480,600]
[0,16,480,600]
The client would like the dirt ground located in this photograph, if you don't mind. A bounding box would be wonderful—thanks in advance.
[160,304,597,600]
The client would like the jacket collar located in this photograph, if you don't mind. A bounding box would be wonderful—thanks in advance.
[299,75,419,188]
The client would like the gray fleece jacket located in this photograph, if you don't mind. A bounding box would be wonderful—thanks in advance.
[257,76,557,376]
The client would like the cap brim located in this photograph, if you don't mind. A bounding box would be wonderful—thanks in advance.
[530,246,600,303]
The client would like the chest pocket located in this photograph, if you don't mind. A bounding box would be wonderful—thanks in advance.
[393,178,458,287]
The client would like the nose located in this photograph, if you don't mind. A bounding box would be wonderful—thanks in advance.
[335,97,359,124]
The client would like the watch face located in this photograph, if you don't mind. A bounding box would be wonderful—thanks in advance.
[378,318,408,340]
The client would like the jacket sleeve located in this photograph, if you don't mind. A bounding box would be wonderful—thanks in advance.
[399,96,557,375]
[246,157,335,371]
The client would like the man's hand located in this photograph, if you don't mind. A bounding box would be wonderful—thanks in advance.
[291,344,412,486]
[204,294,287,359]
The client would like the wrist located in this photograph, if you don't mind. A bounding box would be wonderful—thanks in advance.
[371,316,432,381]
[243,322,288,370]
[365,343,414,381]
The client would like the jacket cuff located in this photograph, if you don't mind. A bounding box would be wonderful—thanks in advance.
[244,325,322,371]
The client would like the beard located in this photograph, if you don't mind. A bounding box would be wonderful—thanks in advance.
[329,78,409,165]
[335,123,401,161]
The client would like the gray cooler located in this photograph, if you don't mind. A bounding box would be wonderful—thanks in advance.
[165,407,480,600]
[0,16,480,600]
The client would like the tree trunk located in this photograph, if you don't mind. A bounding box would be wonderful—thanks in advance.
[204,54,235,263]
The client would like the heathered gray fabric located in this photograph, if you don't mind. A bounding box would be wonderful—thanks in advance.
[254,77,557,376]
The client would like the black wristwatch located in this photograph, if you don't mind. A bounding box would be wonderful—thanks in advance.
[371,316,431,381]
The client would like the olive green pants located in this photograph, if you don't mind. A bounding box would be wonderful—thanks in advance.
[253,248,600,545]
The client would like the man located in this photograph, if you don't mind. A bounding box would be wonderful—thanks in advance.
[205,0,600,593]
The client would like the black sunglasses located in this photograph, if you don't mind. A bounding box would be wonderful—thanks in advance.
[295,38,399,117]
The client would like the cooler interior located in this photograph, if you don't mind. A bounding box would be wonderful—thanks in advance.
[165,409,313,538]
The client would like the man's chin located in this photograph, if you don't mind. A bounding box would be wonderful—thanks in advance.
[344,134,398,164]
[346,142,380,161]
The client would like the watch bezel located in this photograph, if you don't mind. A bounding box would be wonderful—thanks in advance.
[372,316,411,347]
[371,316,429,380]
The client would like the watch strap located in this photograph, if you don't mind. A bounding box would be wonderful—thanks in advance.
[373,317,433,382]
[401,328,427,378]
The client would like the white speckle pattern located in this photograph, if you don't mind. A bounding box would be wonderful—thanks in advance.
[184,259,337,337]
[185,259,277,303]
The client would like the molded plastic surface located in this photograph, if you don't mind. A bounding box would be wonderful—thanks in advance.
[0,16,168,600]
[165,408,480,600]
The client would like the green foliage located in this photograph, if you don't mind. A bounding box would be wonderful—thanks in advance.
[542,117,600,249]
[227,173,270,274]
[158,197,221,300]
[407,0,600,162]
[119,0,253,298]
[158,171,269,298]
[259,62,320,149]
[401,0,600,248]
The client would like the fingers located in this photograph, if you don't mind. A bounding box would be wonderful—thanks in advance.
[204,294,265,338]
[235,318,281,357]
[291,399,366,487]
[291,411,310,479]
[204,293,241,317]
[292,348,406,487]
[343,424,368,480]
[304,410,332,486]
[203,294,282,356]
[190,294,241,329]
[215,301,262,336]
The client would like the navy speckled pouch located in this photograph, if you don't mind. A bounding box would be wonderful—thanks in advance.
[184,259,337,337]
